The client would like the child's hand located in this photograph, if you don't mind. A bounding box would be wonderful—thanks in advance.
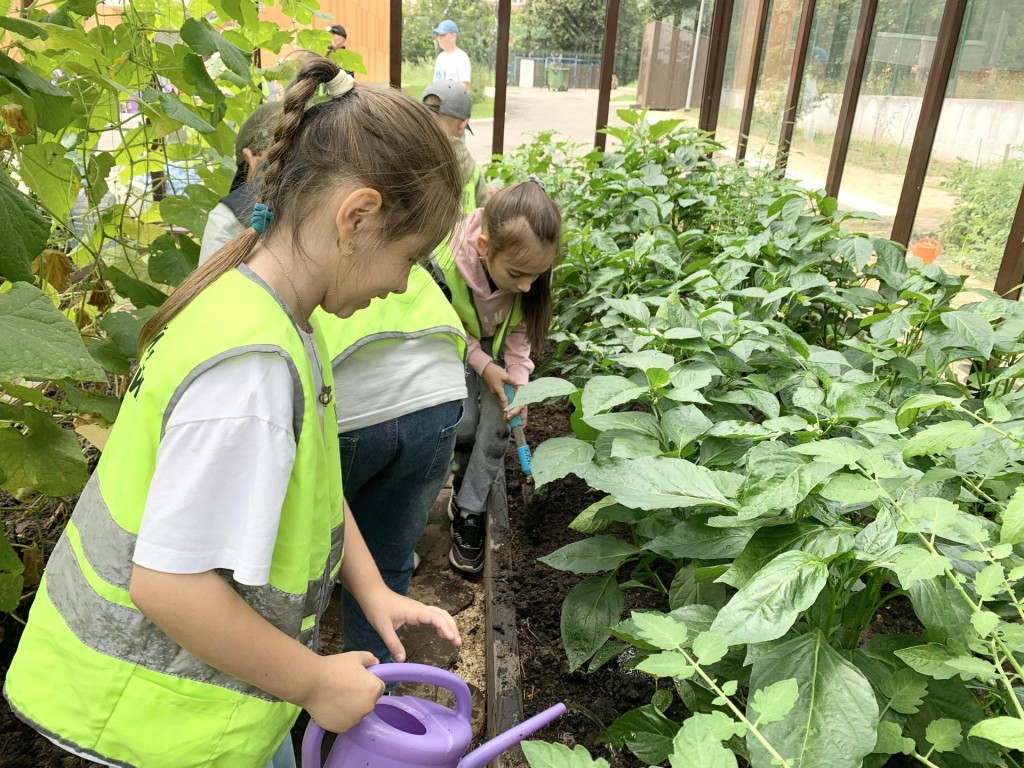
[482,362,515,409]
[361,589,462,663]
[304,651,384,733]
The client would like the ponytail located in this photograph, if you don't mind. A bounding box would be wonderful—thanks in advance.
[140,54,462,353]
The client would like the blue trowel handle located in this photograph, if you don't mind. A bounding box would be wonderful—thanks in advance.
[504,383,533,478]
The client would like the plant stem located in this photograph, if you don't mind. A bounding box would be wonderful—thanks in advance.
[678,648,793,768]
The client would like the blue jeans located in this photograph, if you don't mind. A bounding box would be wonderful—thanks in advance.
[266,734,295,768]
[338,399,464,662]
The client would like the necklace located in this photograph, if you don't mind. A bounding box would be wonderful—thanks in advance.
[264,245,334,407]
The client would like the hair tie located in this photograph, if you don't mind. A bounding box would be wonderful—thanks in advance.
[251,202,275,233]
[527,174,547,191]
[325,70,355,99]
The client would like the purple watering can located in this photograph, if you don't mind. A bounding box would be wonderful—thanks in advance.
[301,662,566,768]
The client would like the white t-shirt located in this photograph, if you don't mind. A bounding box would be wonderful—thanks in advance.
[132,326,328,586]
[434,48,471,85]
[333,335,467,433]
[199,202,244,264]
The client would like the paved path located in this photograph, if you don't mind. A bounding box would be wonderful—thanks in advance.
[466,86,634,166]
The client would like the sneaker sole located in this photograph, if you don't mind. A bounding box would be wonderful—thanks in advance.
[448,547,483,574]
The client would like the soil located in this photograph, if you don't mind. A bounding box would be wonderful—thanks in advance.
[505,401,660,768]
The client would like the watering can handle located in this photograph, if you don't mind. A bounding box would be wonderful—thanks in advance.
[368,662,474,721]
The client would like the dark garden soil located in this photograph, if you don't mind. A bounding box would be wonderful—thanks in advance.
[505,400,659,768]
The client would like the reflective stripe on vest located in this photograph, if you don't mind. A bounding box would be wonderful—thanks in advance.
[431,239,523,357]
[4,266,345,768]
[319,264,466,368]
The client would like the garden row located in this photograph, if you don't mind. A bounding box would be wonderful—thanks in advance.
[489,114,1024,768]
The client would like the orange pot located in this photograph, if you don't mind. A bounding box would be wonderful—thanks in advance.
[911,237,943,264]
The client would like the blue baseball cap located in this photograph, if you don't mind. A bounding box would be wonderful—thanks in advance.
[433,19,459,35]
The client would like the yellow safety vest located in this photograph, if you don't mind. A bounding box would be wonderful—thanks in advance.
[317,265,466,369]
[462,166,480,214]
[4,266,344,768]
[430,239,523,358]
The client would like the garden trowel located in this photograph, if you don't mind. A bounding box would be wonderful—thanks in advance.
[504,383,540,508]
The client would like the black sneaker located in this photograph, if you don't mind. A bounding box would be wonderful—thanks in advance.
[449,513,485,574]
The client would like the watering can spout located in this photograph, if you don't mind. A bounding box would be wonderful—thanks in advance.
[457,703,567,768]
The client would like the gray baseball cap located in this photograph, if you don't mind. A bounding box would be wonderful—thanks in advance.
[422,80,472,121]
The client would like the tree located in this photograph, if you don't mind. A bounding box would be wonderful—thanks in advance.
[521,0,608,52]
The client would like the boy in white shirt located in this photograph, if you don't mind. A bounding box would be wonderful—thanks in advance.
[432,19,471,92]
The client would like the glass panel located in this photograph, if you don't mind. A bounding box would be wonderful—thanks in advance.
[496,2,603,162]
[910,0,1024,295]
[785,0,862,188]
[716,0,760,149]
[815,0,936,237]
[745,0,804,158]
[401,5,496,180]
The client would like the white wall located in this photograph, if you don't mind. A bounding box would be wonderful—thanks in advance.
[722,89,1024,165]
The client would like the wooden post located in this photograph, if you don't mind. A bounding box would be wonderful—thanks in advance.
[594,0,621,151]
[389,0,401,89]
[775,0,817,171]
[697,0,734,137]
[826,0,879,197]
[890,0,968,246]
[492,0,512,158]
[736,0,770,161]
[994,184,1024,300]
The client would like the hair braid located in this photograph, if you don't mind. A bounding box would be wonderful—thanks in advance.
[259,59,340,215]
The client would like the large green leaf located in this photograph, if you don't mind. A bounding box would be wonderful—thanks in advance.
[710,551,828,645]
[179,18,252,81]
[669,712,742,768]
[507,376,577,408]
[0,407,87,498]
[539,535,639,574]
[105,267,168,308]
[747,632,879,768]
[0,168,49,282]
[522,742,610,768]
[580,456,736,511]
[19,142,80,222]
[561,572,624,671]
[969,718,1024,752]
[601,704,679,765]
[902,420,983,459]
[645,515,756,560]
[720,521,830,588]
[0,282,105,382]
[581,375,647,415]
[0,534,25,612]
[738,452,835,518]
[533,436,595,487]
[940,312,993,358]
[660,405,712,450]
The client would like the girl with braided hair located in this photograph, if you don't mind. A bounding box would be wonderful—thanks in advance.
[5,56,464,768]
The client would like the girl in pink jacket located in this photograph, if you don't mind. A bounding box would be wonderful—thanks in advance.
[442,179,561,573]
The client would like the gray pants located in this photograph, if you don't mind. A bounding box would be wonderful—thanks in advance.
[454,346,510,516]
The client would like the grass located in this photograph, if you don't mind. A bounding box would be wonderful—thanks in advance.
[401,60,495,120]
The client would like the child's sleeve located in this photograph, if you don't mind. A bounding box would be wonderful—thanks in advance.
[466,336,493,378]
[502,322,535,386]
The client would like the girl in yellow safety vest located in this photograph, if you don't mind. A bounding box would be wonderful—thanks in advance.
[442,179,562,574]
[4,56,464,768]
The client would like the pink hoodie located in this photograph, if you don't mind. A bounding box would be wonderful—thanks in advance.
[450,209,535,386]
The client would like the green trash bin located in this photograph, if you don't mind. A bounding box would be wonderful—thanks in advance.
[545,66,569,92]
